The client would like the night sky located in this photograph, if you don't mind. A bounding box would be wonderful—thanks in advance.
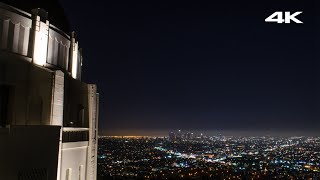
[59,0,320,135]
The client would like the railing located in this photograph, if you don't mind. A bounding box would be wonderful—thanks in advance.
[62,128,89,142]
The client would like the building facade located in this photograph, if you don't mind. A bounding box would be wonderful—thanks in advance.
[0,2,99,180]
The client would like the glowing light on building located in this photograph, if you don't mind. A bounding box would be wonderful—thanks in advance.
[33,16,49,66]
[71,40,78,79]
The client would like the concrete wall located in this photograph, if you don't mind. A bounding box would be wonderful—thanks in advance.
[87,85,99,180]
[60,141,88,180]
[0,52,54,126]
[0,3,32,57]
[0,125,61,180]
[0,50,99,180]
[0,2,81,78]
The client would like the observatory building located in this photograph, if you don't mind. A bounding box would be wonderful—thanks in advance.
[0,2,99,180]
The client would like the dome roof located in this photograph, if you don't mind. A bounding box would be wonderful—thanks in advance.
[3,0,70,32]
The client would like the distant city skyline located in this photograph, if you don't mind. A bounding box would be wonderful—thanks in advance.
[98,135,320,179]
[100,129,320,137]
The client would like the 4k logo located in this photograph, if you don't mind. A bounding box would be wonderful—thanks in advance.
[265,12,303,24]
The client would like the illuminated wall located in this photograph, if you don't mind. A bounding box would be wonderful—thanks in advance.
[60,141,88,180]
[0,2,82,80]
[0,126,61,180]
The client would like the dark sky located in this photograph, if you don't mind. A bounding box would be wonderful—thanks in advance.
[59,0,320,135]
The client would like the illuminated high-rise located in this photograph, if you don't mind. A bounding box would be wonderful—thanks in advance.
[0,2,99,180]
[169,132,176,142]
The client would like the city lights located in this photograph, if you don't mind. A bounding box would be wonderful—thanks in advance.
[98,133,320,179]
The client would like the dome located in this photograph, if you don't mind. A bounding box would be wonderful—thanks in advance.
[3,0,70,32]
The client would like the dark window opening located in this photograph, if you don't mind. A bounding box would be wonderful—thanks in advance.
[0,85,10,127]
[77,104,84,127]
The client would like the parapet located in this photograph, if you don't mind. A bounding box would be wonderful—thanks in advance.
[0,2,82,80]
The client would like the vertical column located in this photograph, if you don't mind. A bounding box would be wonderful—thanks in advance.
[31,8,49,66]
[78,48,83,80]
[66,168,72,180]
[86,84,98,180]
[70,32,79,79]
[51,70,64,126]
[93,92,99,180]
[51,70,64,180]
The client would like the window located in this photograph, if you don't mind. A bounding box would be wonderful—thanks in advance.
[77,104,84,127]
[0,85,10,127]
